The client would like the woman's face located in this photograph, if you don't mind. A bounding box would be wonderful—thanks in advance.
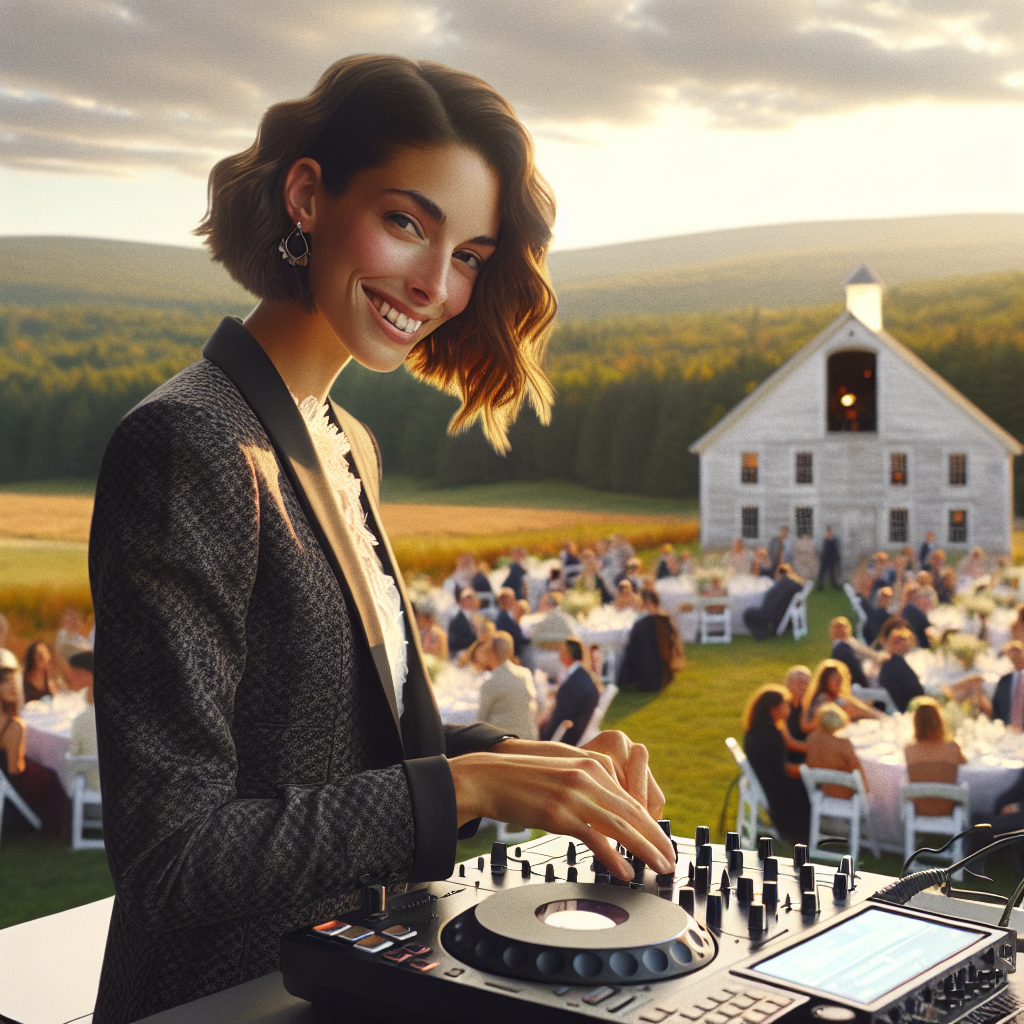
[29,644,51,672]
[770,699,791,724]
[296,144,500,373]
[824,670,841,697]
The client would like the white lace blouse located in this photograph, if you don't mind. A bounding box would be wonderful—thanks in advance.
[296,396,408,717]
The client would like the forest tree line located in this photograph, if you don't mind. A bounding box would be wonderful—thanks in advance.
[1,272,1021,508]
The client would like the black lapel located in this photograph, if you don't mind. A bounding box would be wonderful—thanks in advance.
[201,317,403,744]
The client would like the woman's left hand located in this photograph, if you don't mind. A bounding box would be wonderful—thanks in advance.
[491,732,665,820]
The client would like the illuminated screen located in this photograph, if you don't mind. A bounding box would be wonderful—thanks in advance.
[751,909,978,1005]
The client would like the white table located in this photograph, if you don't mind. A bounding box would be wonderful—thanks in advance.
[929,604,1016,657]
[20,692,89,796]
[904,648,1013,701]
[655,575,772,643]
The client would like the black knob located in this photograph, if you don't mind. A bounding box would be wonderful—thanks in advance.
[566,842,577,865]
[657,872,674,889]
[361,883,387,919]
[729,848,745,874]
[706,893,723,930]
[800,863,816,892]
[695,865,710,894]
[801,890,820,916]
[545,863,556,882]
[758,836,774,861]
[748,901,767,934]
[737,875,755,902]
[679,887,696,915]
[567,866,578,882]
[839,856,854,883]
[763,857,779,881]
[522,860,532,878]
[477,856,484,870]
[490,842,508,874]
[695,825,711,847]
[762,880,778,907]
[688,861,695,883]
[629,880,643,890]
[697,843,713,868]
[725,831,740,854]
[633,856,645,883]
[832,871,849,900]
[515,847,522,857]
[793,844,809,869]
[658,818,672,838]
[458,864,465,877]
[720,869,731,893]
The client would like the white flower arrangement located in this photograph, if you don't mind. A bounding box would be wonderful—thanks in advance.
[944,632,987,667]
[561,588,602,620]
[961,594,996,619]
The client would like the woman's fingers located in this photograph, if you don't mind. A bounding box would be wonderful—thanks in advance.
[626,743,649,812]
[647,768,666,820]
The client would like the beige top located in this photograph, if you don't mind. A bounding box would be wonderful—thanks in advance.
[478,661,539,741]
[70,704,101,792]
[904,739,966,815]
[805,729,865,798]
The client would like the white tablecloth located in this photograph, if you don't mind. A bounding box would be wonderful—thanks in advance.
[928,605,1016,656]
[21,692,88,796]
[431,661,552,726]
[904,648,1013,700]
[655,575,773,642]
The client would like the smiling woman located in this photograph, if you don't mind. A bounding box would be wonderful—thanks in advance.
[88,54,673,1024]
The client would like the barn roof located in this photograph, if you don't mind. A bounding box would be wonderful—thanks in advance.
[689,310,1024,456]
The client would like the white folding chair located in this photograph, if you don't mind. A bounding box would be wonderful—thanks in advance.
[579,684,619,746]
[699,598,732,644]
[852,684,897,716]
[0,774,42,842]
[777,580,814,640]
[725,736,778,851]
[65,752,104,850]
[843,583,868,642]
[800,765,879,868]
[901,782,970,881]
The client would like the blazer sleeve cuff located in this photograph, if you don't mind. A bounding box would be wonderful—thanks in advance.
[443,722,516,758]
[403,755,458,882]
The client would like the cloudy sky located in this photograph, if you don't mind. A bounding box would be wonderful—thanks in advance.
[1,0,1022,251]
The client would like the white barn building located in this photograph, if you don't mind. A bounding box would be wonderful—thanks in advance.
[689,267,1022,568]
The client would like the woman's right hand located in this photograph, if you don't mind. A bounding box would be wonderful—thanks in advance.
[448,751,675,882]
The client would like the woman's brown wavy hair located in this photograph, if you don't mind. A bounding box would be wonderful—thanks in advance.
[196,54,556,452]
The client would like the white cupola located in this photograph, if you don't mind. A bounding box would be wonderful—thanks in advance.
[843,264,883,332]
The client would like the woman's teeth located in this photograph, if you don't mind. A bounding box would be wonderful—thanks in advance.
[379,300,421,334]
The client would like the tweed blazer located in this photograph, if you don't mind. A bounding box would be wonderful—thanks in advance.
[89,318,506,1023]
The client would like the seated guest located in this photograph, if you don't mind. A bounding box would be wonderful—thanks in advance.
[936,567,956,606]
[502,546,528,601]
[618,589,684,692]
[462,624,497,672]
[67,650,101,794]
[992,641,1024,728]
[23,640,62,703]
[495,587,528,660]
[678,551,695,576]
[743,564,803,641]
[868,552,895,601]
[613,579,640,612]
[656,544,681,579]
[792,533,819,583]
[577,549,614,604]
[904,697,967,815]
[901,583,933,650]
[878,627,925,712]
[728,538,753,576]
[414,602,449,661]
[450,552,477,597]
[958,547,986,582]
[616,556,645,594]
[0,654,67,838]
[561,541,583,586]
[547,566,566,593]
[782,665,811,763]
[539,640,600,747]
[864,586,893,645]
[55,606,91,669]
[478,633,539,741]
[537,590,563,613]
[829,616,868,687]
[801,659,880,733]
[751,547,773,579]
[447,588,480,659]
[805,704,868,798]
[917,569,934,590]
[743,685,810,844]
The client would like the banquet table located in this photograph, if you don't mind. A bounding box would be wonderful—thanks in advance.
[928,603,1016,658]
[904,647,1013,701]
[20,691,89,797]
[654,574,772,643]
[841,714,1024,851]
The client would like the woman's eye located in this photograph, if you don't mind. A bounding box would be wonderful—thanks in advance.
[454,250,483,271]
[387,213,423,238]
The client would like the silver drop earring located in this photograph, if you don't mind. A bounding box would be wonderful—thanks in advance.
[278,221,310,267]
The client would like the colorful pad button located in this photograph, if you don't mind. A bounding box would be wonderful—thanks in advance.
[383,950,414,964]
[354,934,393,953]
[402,943,431,956]
[381,924,417,941]
[407,958,438,972]
[332,924,373,943]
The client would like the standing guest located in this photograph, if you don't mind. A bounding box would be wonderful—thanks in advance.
[904,698,967,815]
[447,588,480,659]
[805,704,868,799]
[783,666,812,762]
[901,584,933,650]
[864,586,893,645]
[22,640,61,702]
[792,533,819,583]
[539,640,600,747]
[751,547,773,579]
[992,641,1024,729]
[829,617,868,687]
[414,602,449,661]
[878,628,925,712]
[450,552,477,597]
[656,544,681,579]
[67,650,101,794]
[617,589,684,692]
[768,525,792,574]
[918,531,936,573]
[728,539,753,576]
[55,607,92,667]
[471,560,494,596]
[502,547,528,602]
[743,564,803,641]
[495,587,528,660]
[478,633,538,741]
[801,660,880,732]
[743,685,809,844]
[817,527,842,590]
[561,541,583,586]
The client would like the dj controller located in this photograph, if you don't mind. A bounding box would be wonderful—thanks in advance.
[281,826,1022,1024]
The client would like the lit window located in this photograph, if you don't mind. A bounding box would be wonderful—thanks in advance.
[741,453,759,484]
[949,454,967,486]
[891,453,908,486]
[741,506,759,539]
[889,508,908,544]
[795,507,814,538]
[795,452,813,484]
[949,509,967,544]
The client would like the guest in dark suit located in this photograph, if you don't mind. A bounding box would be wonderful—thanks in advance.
[494,587,528,660]
[829,617,868,687]
[618,589,683,692]
[817,526,841,590]
[878,628,925,712]
[768,526,792,575]
[864,586,893,645]
[900,585,933,650]
[918,531,936,574]
[447,589,480,659]
[744,565,803,641]
[86,57,674,1024]
[470,564,494,595]
[541,640,600,747]
[992,642,1024,727]
[502,547,528,602]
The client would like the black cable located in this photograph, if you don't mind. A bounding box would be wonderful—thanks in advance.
[874,868,950,905]
[947,828,1024,878]
[999,875,1024,927]
[901,823,993,877]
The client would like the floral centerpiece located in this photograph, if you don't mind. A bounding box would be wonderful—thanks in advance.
[561,588,602,620]
[944,631,988,669]
[961,593,996,620]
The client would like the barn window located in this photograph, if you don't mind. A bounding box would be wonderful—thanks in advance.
[795,507,814,538]
[741,453,759,484]
[795,452,813,484]
[741,506,760,539]
[889,508,908,544]
[949,509,968,544]
[827,351,877,432]
[890,453,908,485]
[949,454,967,486]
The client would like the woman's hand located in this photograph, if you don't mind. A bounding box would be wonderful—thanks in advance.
[449,750,674,882]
